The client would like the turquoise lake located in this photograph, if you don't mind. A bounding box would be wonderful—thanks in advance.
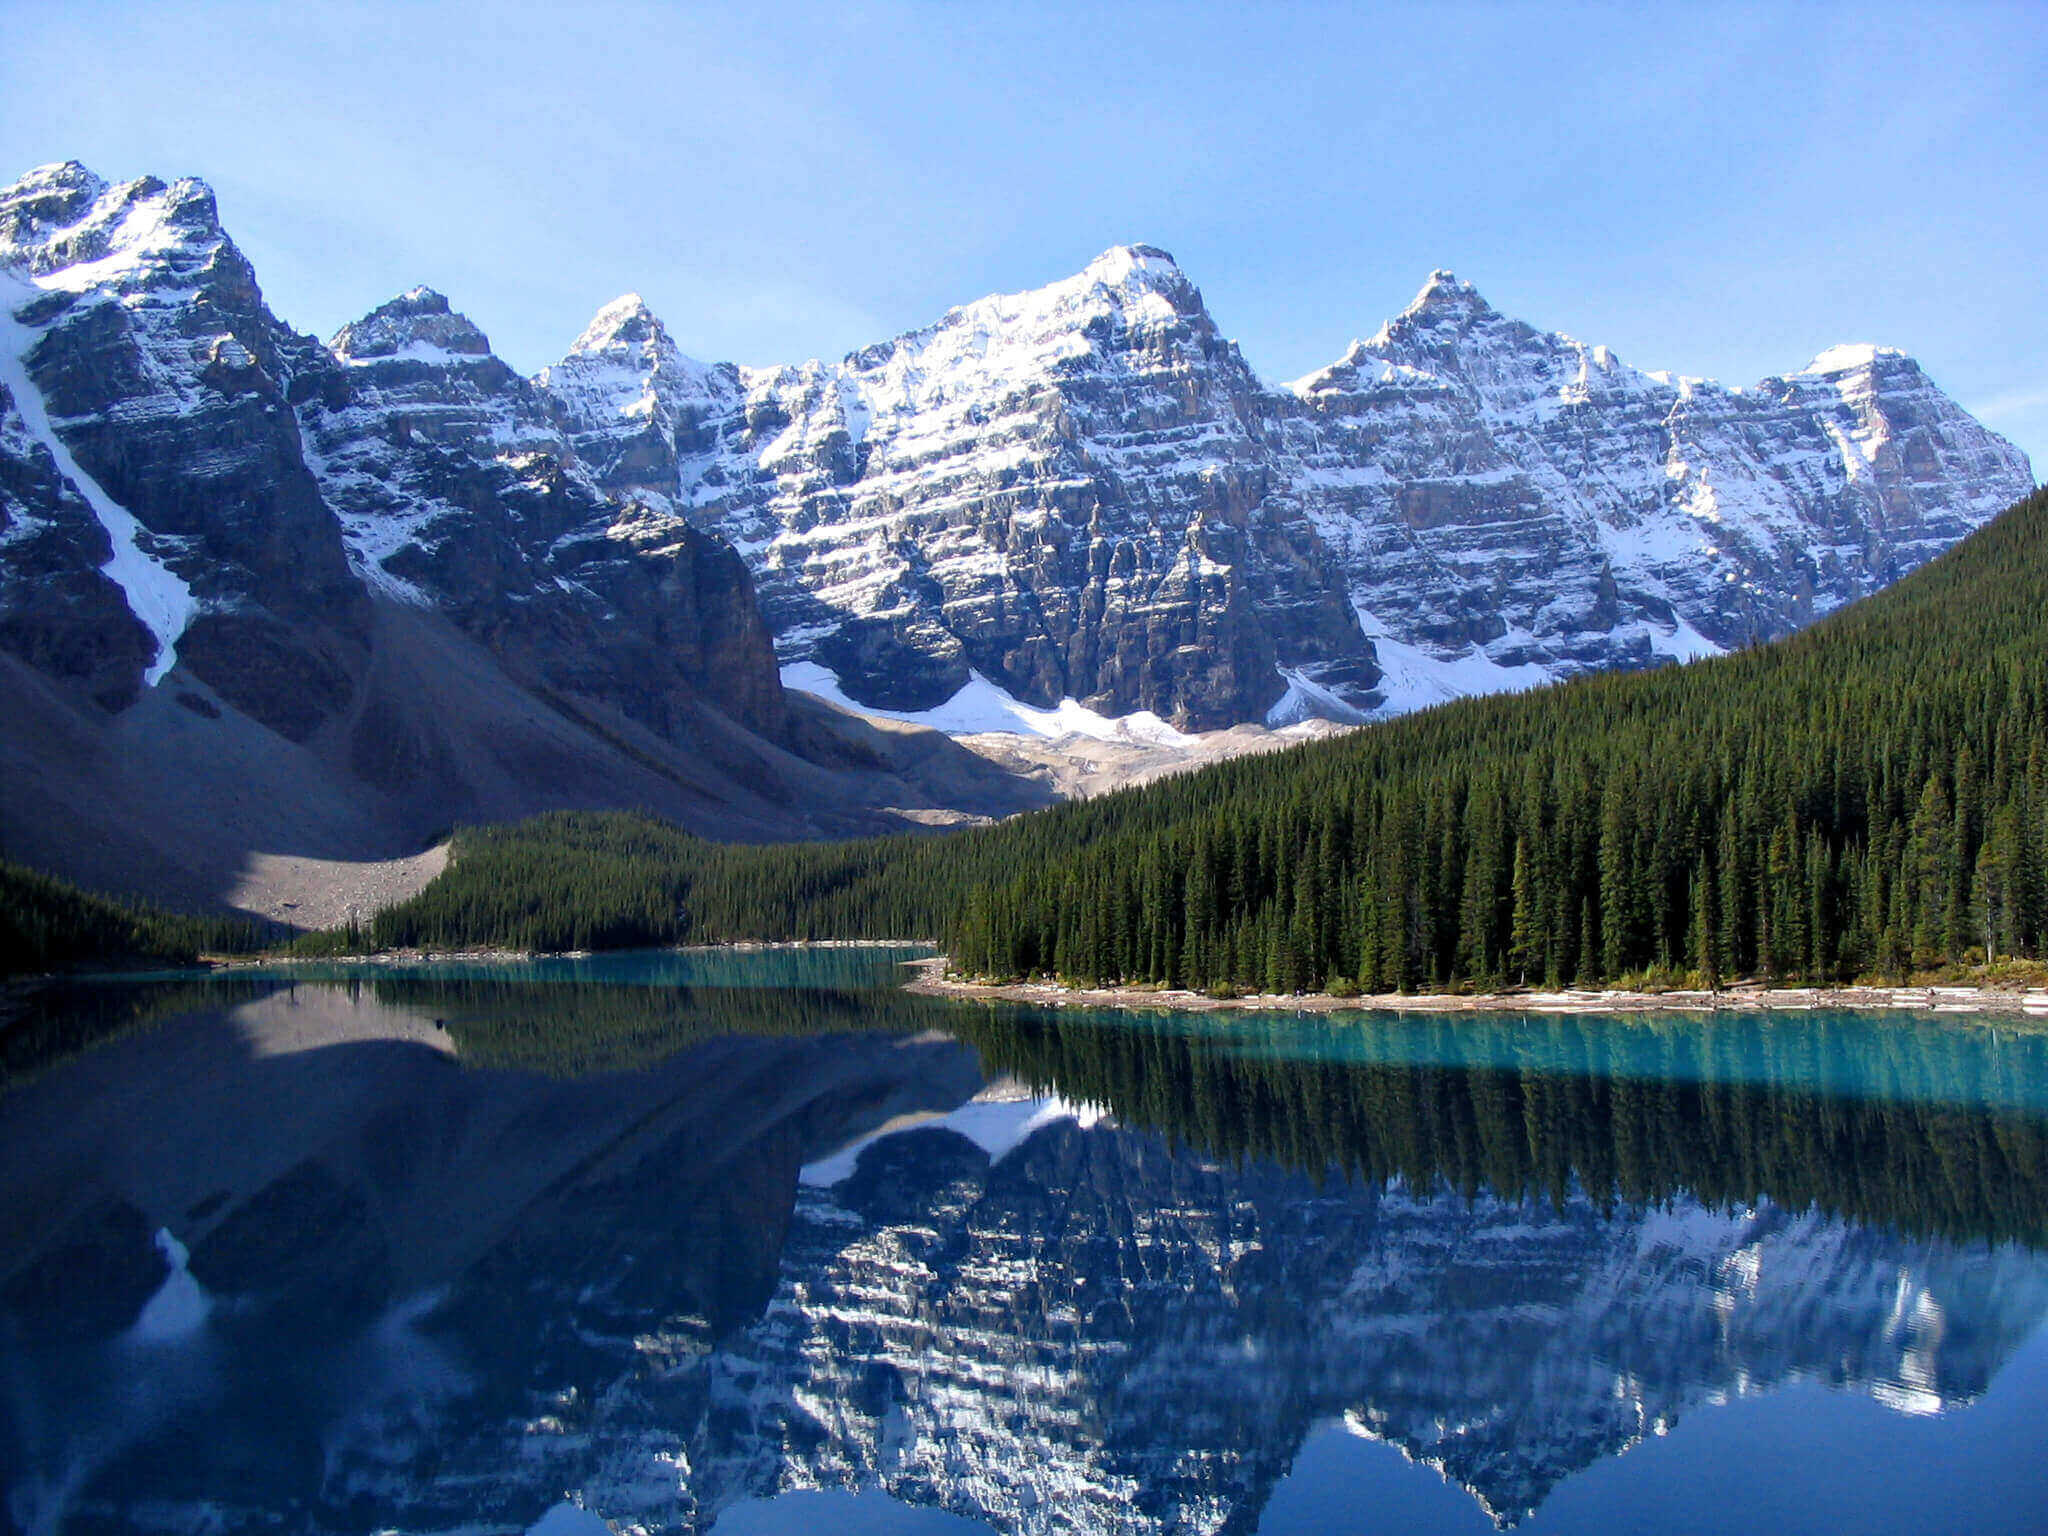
[3,947,2046,1534]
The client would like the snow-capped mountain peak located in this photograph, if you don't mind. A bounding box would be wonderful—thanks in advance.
[0,157,2033,748]
[536,293,735,507]
[1404,266,1493,317]
[0,165,233,296]
[567,291,672,357]
[329,287,494,365]
[534,247,2030,730]
[1081,240,1185,288]
[0,161,112,265]
[1799,341,1907,377]
[905,242,1207,357]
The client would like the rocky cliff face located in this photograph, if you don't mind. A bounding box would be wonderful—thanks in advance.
[0,163,369,738]
[543,252,2033,728]
[2,158,2035,815]
[0,162,790,760]
[4,165,1031,905]
[549,248,1363,727]
[1280,274,2031,707]
[304,283,789,742]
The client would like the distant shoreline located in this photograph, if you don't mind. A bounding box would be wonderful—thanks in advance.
[214,938,929,970]
[901,957,2048,1017]
[206,944,2048,1018]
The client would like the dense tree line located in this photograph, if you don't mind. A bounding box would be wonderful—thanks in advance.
[0,860,263,977]
[363,487,2048,995]
[944,487,2048,992]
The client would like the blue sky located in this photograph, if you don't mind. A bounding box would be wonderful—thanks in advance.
[4,1,2043,470]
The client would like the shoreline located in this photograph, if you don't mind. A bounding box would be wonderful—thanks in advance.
[900,957,2048,1016]
[185,943,2048,1017]
[211,937,930,970]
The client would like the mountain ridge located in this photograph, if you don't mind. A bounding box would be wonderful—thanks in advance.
[0,159,2034,918]
[4,160,2031,741]
[534,242,2031,728]
[0,162,1050,917]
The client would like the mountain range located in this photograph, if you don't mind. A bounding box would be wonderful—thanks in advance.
[565,244,2029,727]
[0,161,2031,913]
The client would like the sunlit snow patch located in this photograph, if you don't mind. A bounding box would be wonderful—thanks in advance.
[1800,343,1895,376]
[1344,599,1722,719]
[781,660,1193,745]
[1265,667,1368,727]
[1355,621,1554,719]
[1646,616,1724,663]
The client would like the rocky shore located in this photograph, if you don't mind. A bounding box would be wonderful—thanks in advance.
[902,957,2048,1017]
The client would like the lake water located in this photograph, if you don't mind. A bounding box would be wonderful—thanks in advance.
[4,948,2047,1534]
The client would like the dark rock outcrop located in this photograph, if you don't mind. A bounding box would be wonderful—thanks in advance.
[0,162,369,739]
[303,283,790,742]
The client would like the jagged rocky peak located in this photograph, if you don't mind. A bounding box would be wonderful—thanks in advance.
[537,292,738,504]
[0,161,236,296]
[1292,270,1514,394]
[0,154,812,877]
[1044,240,1201,315]
[530,241,2030,732]
[543,289,729,412]
[1794,342,1927,386]
[297,280,794,747]
[4,158,2033,746]
[568,290,671,355]
[894,240,1212,363]
[1353,268,1570,380]
[0,161,110,257]
[0,159,366,739]
[329,286,494,364]
[1081,240,1190,294]
[313,284,557,471]
[1402,266,1496,321]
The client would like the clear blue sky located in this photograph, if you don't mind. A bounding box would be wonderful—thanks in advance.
[4,1,2043,471]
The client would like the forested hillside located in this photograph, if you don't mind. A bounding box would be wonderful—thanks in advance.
[0,862,262,977]
[367,486,2048,994]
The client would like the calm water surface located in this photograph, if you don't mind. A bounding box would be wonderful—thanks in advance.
[4,948,2047,1534]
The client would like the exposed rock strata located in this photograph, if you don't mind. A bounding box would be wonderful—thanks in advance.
[0,165,1047,908]
[0,160,2035,904]
[542,253,2032,728]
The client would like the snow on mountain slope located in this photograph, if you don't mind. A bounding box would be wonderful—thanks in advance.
[0,271,195,684]
[0,160,370,735]
[294,281,796,743]
[535,291,741,512]
[1,158,2033,749]
[782,659,1195,745]
[545,255,2033,730]
[554,246,1360,729]
[1282,270,2031,692]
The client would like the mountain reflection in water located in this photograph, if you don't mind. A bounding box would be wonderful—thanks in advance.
[2,950,2046,1535]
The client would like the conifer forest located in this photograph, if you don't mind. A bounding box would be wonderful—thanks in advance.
[351,488,2048,996]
